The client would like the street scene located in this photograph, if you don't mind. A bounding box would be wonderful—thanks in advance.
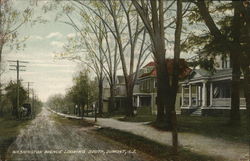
[0,0,250,161]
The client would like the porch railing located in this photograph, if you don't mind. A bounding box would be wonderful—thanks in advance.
[212,98,246,106]
[182,97,198,107]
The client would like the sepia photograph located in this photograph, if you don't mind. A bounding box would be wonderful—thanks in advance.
[0,0,249,161]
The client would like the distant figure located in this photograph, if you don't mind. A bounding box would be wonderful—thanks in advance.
[75,105,78,115]
[18,106,27,119]
[22,103,31,117]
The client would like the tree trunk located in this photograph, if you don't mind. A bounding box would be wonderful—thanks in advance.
[170,0,183,153]
[243,67,250,117]
[230,53,241,124]
[230,1,242,125]
[126,85,134,117]
[78,105,81,117]
[0,44,3,96]
[241,0,250,131]
[131,0,170,125]
[98,78,103,115]
[155,57,170,126]
[242,66,250,148]
[0,44,2,69]
[109,84,115,113]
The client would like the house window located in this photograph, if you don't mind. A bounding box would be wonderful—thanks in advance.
[222,56,230,69]
[140,83,143,91]
[222,59,227,68]
[147,80,150,90]
[154,80,157,88]
[141,80,146,91]
[213,82,231,98]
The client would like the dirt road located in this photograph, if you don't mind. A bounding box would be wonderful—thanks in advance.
[6,108,153,161]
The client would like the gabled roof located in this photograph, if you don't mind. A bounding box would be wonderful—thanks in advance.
[182,68,233,84]
[190,69,212,78]
[211,68,232,79]
[140,59,192,79]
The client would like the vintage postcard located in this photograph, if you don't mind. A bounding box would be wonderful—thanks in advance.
[0,0,249,161]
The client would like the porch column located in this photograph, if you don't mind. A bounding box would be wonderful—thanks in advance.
[210,82,213,106]
[202,81,207,107]
[181,85,184,106]
[137,96,140,107]
[196,86,199,106]
[189,84,192,107]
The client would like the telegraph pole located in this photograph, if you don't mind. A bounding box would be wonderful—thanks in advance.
[17,60,19,113]
[8,60,28,118]
[23,82,34,103]
[32,89,35,118]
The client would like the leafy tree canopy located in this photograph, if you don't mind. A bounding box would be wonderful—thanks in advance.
[4,81,28,108]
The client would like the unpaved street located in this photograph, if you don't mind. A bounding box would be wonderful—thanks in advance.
[6,108,154,161]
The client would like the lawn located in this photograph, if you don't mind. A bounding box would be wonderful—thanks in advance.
[118,114,249,144]
[0,116,30,161]
[177,115,249,144]
[95,127,223,161]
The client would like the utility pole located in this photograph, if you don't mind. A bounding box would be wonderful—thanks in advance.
[8,60,28,118]
[32,89,35,118]
[23,82,34,103]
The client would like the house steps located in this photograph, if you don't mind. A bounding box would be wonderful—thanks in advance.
[191,108,202,116]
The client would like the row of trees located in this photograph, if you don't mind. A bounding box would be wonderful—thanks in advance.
[47,69,98,116]
[0,81,27,116]
[46,0,184,152]
[45,0,249,153]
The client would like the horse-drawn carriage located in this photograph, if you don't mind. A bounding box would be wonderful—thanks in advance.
[18,103,32,119]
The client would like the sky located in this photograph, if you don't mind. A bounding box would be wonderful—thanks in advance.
[1,0,82,102]
[1,0,197,102]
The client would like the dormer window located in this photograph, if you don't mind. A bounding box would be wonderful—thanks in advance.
[222,56,231,69]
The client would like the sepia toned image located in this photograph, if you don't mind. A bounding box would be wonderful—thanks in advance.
[0,0,249,161]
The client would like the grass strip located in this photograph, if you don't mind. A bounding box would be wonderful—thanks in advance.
[95,127,223,161]
[0,117,30,161]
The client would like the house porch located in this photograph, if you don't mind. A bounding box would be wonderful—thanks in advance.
[181,80,246,116]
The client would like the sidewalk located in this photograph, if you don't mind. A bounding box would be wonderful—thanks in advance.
[49,109,249,161]
[85,117,249,161]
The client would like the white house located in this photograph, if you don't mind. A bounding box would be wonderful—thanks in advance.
[180,56,246,116]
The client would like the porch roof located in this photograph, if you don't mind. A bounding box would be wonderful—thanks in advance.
[181,68,232,84]
[211,69,232,80]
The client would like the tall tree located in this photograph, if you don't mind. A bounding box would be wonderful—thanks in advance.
[171,0,183,153]
[240,0,250,116]
[56,3,120,115]
[77,0,151,116]
[186,1,247,125]
[68,69,98,116]
[132,0,171,126]
[0,0,33,73]
[5,81,28,117]
[132,0,184,152]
